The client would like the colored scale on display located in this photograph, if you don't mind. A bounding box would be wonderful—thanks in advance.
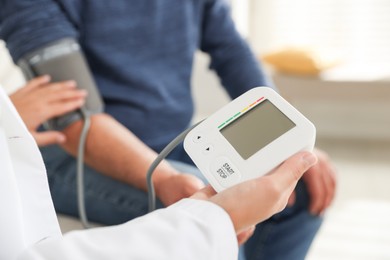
[218,97,265,129]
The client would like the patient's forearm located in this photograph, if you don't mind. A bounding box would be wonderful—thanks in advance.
[60,113,178,191]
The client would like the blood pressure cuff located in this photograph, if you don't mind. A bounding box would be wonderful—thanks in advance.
[18,38,104,130]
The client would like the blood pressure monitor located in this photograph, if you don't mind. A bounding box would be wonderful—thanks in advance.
[184,87,316,192]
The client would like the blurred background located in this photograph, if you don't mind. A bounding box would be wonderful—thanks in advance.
[193,1,390,259]
[1,1,390,259]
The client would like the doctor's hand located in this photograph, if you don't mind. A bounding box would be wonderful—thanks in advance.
[299,148,337,215]
[191,151,318,244]
[10,75,87,146]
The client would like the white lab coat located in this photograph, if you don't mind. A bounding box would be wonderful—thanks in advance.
[0,88,238,260]
[0,87,61,260]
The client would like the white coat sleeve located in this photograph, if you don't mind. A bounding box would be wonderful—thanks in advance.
[0,87,61,260]
[19,199,238,260]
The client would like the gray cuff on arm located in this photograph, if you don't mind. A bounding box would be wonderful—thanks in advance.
[18,38,104,130]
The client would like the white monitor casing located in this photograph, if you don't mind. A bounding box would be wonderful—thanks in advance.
[184,87,316,192]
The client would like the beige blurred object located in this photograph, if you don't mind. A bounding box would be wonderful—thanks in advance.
[262,47,340,76]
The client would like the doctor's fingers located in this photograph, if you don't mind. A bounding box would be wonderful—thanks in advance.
[36,81,87,102]
[191,185,217,200]
[32,131,66,146]
[9,76,52,101]
[191,152,316,202]
[255,152,318,218]
[43,98,86,120]
[270,151,318,193]
[17,80,81,103]
[22,75,51,91]
[35,82,87,115]
[209,152,317,233]
[45,87,87,103]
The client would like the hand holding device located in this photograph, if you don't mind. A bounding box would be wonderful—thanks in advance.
[147,87,316,212]
[191,151,318,234]
[184,87,316,192]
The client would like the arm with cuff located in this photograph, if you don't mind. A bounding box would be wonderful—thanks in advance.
[0,0,202,205]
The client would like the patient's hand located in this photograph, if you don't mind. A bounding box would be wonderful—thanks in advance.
[10,75,87,146]
[301,148,337,215]
[155,173,205,206]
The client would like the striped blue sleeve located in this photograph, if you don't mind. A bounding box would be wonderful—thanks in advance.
[200,0,276,98]
[0,0,78,62]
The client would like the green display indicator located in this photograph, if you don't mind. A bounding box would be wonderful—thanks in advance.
[225,117,234,124]
[218,112,242,129]
[218,97,264,130]
[218,122,226,129]
[233,112,241,118]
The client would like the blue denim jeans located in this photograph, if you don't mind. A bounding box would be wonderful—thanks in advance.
[41,145,322,260]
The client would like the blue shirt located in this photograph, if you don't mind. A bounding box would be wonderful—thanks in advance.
[0,0,272,153]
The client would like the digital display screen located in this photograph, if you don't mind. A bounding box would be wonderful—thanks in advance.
[220,99,296,160]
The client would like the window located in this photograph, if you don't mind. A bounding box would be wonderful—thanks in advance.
[249,0,390,67]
